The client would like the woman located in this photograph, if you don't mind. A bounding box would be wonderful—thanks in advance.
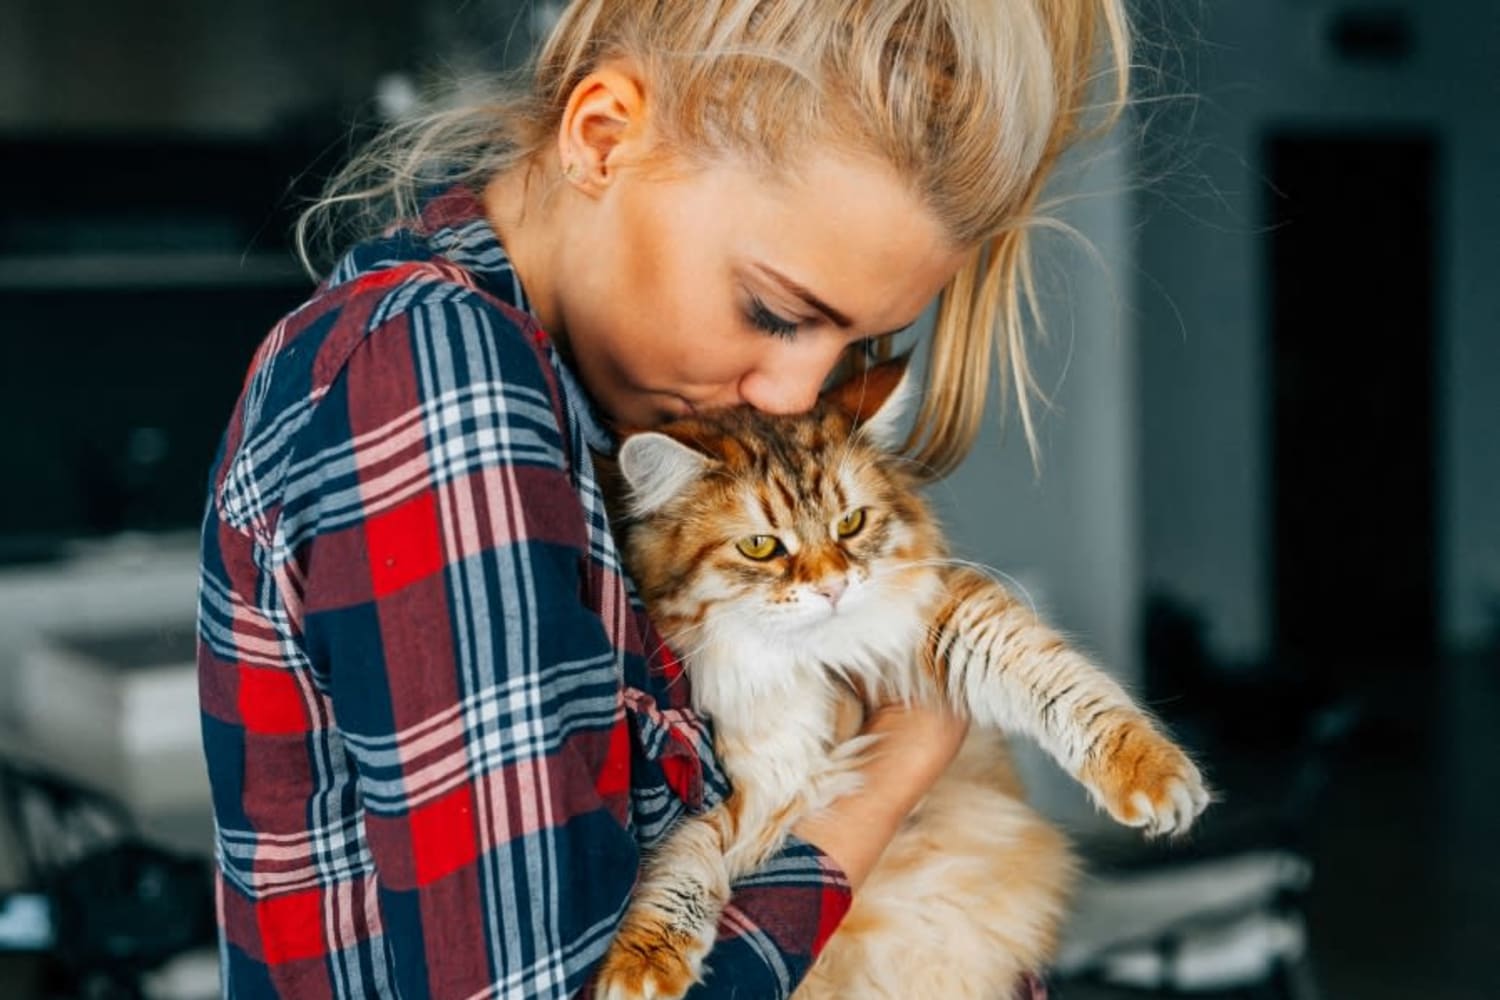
[197,2,1130,996]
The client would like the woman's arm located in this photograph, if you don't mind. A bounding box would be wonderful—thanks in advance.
[213,284,639,1000]
[674,703,968,999]
[790,700,970,890]
[597,702,969,1000]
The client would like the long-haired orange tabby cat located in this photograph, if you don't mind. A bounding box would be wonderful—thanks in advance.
[596,359,1208,1000]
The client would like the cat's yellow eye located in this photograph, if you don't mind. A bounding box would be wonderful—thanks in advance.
[835,508,866,539]
[736,535,783,561]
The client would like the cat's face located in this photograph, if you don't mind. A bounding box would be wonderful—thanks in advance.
[616,362,944,657]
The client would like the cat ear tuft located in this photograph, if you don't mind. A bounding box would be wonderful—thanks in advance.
[617,432,712,516]
[824,356,914,450]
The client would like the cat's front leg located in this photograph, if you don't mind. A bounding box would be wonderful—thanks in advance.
[595,745,862,1000]
[928,568,1210,837]
[595,810,732,1000]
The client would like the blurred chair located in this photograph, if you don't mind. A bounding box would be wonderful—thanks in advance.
[0,759,214,1000]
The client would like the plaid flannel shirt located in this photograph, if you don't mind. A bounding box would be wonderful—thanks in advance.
[197,185,852,999]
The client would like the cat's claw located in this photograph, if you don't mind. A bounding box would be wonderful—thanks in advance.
[1083,727,1211,837]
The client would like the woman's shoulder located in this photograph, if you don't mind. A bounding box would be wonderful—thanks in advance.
[252,226,548,414]
[317,230,540,370]
[271,186,531,385]
[211,225,567,543]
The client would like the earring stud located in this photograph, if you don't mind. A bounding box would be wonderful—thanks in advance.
[564,160,582,182]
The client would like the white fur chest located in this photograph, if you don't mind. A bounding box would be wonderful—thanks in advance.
[682,592,933,805]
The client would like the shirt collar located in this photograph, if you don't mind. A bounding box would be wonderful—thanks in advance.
[420,184,618,455]
[418,184,533,317]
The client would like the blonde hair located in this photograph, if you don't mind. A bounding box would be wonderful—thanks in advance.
[299,0,1131,477]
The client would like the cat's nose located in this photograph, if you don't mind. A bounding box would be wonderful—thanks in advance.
[815,578,848,608]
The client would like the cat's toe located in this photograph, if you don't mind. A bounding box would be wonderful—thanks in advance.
[1138,775,1201,836]
[1084,727,1210,837]
[1144,765,1210,837]
[1171,772,1212,832]
[595,922,705,1000]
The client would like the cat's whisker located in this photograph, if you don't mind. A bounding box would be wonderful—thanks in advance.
[647,622,718,684]
[653,636,716,677]
[888,556,1042,618]
[827,436,863,511]
[651,618,711,653]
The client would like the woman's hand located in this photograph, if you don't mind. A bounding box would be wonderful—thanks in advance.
[790,700,969,890]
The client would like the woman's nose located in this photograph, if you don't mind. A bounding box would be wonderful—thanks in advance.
[737,340,847,416]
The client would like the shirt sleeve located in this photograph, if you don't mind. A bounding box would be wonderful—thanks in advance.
[686,834,852,999]
[286,287,639,999]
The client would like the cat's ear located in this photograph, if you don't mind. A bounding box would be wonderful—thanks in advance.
[617,432,714,516]
[824,355,913,450]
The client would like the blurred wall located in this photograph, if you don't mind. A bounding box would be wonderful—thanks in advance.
[937,135,1140,688]
[1136,2,1500,663]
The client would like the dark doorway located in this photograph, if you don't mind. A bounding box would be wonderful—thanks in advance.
[1265,131,1439,698]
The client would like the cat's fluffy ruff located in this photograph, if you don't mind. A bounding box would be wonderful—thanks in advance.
[596,360,1208,1000]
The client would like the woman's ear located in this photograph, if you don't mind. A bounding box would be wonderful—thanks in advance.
[558,60,649,193]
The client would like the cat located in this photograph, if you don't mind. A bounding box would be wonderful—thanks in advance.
[594,358,1209,1000]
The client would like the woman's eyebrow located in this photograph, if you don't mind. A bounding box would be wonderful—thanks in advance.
[755,263,854,328]
[754,263,911,338]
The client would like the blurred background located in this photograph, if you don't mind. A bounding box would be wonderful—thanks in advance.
[0,1,1494,998]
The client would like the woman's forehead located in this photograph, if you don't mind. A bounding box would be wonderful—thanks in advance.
[644,148,966,334]
[734,152,964,327]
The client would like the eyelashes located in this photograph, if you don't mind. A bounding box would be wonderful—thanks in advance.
[745,295,800,342]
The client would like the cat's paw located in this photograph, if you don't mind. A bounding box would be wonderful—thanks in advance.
[595,914,711,1000]
[1080,723,1210,837]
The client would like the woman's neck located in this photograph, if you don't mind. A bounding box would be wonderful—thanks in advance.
[481,163,571,357]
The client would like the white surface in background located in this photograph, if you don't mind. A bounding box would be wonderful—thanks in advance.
[0,534,199,673]
[0,534,208,858]
[1094,908,1309,992]
[1056,850,1314,978]
[18,638,199,760]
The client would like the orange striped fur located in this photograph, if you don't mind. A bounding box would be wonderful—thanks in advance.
[594,362,1208,1000]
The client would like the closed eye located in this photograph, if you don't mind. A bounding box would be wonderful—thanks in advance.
[746,295,800,342]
